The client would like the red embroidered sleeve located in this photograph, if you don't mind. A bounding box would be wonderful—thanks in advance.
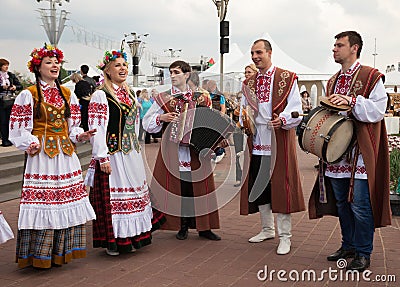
[89,102,108,126]
[10,103,32,130]
[70,104,81,126]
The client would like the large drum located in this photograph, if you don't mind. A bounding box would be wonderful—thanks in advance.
[298,106,354,163]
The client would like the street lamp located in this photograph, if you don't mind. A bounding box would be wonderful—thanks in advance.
[36,0,70,47]
[124,32,148,87]
[212,0,229,92]
[164,48,182,58]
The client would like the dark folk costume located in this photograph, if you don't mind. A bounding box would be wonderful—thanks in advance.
[239,66,305,254]
[143,87,220,233]
[9,82,96,268]
[86,85,164,254]
[308,63,391,259]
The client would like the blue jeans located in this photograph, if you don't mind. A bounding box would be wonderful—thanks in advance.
[330,178,374,258]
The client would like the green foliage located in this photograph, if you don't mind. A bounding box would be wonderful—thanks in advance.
[390,148,400,194]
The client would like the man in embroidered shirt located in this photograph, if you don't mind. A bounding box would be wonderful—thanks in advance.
[239,39,305,255]
[309,31,391,272]
[143,60,221,241]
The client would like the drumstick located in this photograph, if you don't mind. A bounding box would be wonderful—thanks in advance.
[291,111,307,118]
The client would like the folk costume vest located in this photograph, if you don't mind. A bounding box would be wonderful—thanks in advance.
[240,67,305,214]
[103,88,140,154]
[28,85,74,158]
[309,65,391,228]
[328,65,390,227]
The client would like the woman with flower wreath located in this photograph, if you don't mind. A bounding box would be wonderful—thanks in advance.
[9,44,97,269]
[85,50,165,256]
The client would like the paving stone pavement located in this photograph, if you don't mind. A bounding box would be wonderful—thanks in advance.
[0,141,399,287]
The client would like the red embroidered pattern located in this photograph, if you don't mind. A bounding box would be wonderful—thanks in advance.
[111,193,150,214]
[43,87,64,108]
[110,180,147,193]
[10,103,32,129]
[70,104,81,126]
[335,62,360,95]
[20,182,88,204]
[326,164,367,175]
[253,144,271,151]
[309,113,331,154]
[24,170,82,181]
[99,157,110,164]
[180,161,191,168]
[256,67,275,103]
[115,87,132,106]
[89,102,108,126]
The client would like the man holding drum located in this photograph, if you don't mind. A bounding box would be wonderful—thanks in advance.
[239,39,305,255]
[309,31,391,271]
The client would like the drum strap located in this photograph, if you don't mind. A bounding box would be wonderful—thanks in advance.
[318,159,327,203]
[347,144,360,203]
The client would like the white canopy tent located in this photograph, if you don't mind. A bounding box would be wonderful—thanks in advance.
[385,71,400,88]
[200,33,331,103]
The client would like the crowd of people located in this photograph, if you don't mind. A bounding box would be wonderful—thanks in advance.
[0,30,392,273]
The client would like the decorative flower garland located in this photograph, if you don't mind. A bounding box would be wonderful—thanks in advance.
[27,43,64,73]
[97,50,128,70]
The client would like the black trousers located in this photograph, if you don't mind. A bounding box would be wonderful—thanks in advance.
[0,100,12,142]
[180,171,196,229]
[249,155,272,206]
[79,99,89,131]
[233,130,244,181]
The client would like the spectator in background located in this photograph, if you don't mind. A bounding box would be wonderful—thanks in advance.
[300,90,312,114]
[80,64,97,93]
[71,73,92,131]
[140,89,156,144]
[0,58,22,147]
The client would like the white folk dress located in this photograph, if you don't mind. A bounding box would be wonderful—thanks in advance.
[86,85,153,241]
[0,211,14,244]
[9,81,96,268]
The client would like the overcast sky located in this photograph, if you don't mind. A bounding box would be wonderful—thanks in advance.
[1,0,399,77]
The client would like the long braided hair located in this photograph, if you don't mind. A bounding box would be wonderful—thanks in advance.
[33,70,71,119]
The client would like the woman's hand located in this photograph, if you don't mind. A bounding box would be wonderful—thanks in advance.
[100,162,112,174]
[27,142,40,155]
[78,129,97,142]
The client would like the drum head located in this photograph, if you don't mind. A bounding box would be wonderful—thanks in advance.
[320,97,351,112]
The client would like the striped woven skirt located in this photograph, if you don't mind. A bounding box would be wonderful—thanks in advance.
[16,224,87,269]
[90,163,165,253]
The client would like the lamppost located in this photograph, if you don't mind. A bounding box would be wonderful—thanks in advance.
[212,0,229,92]
[36,0,70,47]
[164,48,182,58]
[124,32,149,87]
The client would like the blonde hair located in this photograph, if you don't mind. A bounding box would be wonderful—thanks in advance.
[70,73,83,83]
[245,63,257,73]
[99,58,137,104]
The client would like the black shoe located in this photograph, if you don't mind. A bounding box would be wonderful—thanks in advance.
[1,140,12,147]
[347,255,370,272]
[176,228,188,240]
[327,247,355,261]
[198,230,221,241]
